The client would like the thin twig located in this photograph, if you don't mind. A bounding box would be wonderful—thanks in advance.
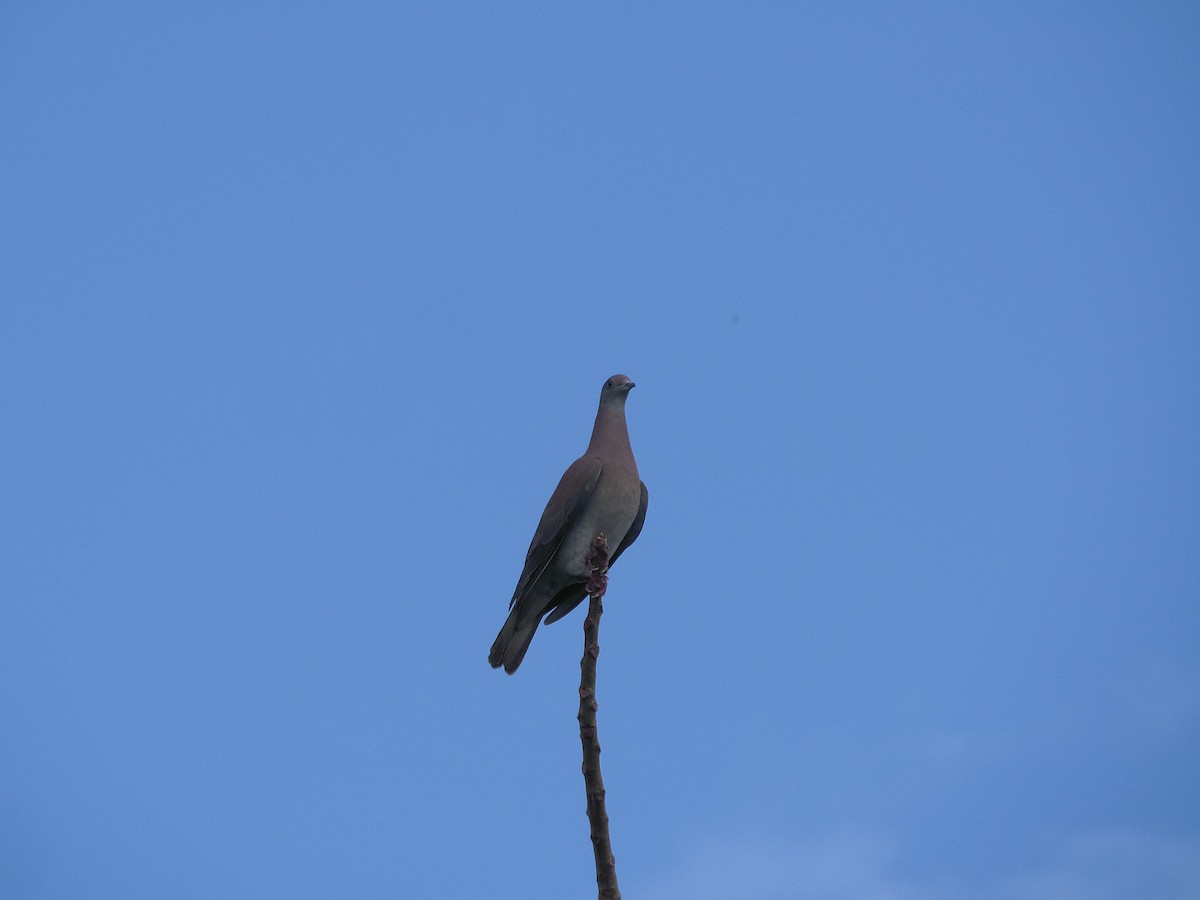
[579,534,620,900]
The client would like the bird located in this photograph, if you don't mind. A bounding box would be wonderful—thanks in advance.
[489,374,648,674]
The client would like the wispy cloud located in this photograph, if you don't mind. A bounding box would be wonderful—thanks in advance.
[636,828,1200,900]
[635,830,910,900]
[990,830,1200,900]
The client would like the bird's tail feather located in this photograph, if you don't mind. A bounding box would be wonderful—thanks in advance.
[488,605,540,675]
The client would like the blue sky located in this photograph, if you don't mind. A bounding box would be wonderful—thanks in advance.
[2,4,1198,898]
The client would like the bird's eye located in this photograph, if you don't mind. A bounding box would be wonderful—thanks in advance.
[605,379,612,388]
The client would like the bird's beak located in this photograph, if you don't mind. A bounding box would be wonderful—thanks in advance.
[626,381,636,390]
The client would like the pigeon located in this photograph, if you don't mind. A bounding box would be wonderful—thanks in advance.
[489,374,648,674]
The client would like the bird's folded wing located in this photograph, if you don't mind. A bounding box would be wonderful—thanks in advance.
[509,455,603,610]
[610,481,648,566]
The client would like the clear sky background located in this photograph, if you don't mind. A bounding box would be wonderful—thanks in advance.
[2,4,1198,899]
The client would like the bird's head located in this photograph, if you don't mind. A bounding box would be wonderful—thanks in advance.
[601,374,636,404]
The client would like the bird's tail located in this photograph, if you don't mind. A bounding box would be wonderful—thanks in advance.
[488,605,540,675]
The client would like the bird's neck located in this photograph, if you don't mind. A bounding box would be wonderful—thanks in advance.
[586,401,631,457]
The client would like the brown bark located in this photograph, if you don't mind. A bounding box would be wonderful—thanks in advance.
[579,534,620,900]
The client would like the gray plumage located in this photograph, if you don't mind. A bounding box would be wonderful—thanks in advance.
[489,374,648,674]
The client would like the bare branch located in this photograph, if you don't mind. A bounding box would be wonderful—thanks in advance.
[579,534,621,900]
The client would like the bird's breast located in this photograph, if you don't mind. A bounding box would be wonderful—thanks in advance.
[558,472,640,578]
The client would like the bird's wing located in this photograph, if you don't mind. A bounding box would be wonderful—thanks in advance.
[508,455,602,610]
[609,480,648,565]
